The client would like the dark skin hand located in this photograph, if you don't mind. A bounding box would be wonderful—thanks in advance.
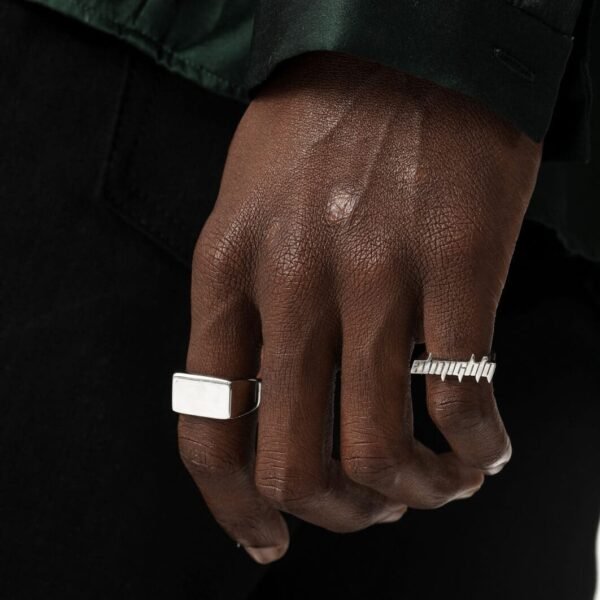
[178,52,543,564]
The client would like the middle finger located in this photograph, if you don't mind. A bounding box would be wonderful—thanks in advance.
[254,298,406,532]
[339,289,484,509]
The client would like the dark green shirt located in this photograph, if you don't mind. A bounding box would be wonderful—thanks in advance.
[24,0,600,259]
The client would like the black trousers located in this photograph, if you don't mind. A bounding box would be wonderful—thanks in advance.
[1,2,599,599]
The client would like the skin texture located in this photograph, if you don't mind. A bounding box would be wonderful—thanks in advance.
[178,51,543,564]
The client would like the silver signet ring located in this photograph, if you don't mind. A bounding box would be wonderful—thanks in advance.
[172,373,261,420]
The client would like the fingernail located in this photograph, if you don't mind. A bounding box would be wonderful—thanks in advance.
[377,506,408,524]
[484,461,507,475]
[484,441,513,475]
[243,544,288,564]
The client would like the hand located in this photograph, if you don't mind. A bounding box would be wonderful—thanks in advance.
[178,52,543,564]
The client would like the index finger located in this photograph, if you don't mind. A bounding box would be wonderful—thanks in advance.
[179,230,289,564]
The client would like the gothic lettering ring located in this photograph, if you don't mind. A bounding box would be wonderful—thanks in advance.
[410,353,496,383]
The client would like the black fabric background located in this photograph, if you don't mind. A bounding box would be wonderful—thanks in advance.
[0,2,599,599]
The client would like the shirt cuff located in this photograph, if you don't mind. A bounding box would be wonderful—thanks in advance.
[246,0,575,145]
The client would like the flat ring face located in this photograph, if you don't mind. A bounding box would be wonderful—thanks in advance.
[172,373,261,419]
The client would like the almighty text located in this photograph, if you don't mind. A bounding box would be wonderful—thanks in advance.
[410,353,496,383]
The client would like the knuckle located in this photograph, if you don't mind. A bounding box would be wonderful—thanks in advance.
[430,392,486,435]
[192,222,249,290]
[193,229,229,272]
[423,202,486,262]
[178,433,245,481]
[341,453,398,488]
[340,244,397,289]
[271,241,316,284]
[262,219,321,287]
[255,467,324,511]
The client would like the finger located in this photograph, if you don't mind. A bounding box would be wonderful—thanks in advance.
[339,301,484,509]
[180,231,288,564]
[254,291,406,532]
[422,279,512,475]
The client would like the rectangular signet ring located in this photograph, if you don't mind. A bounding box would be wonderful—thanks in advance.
[172,373,261,420]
